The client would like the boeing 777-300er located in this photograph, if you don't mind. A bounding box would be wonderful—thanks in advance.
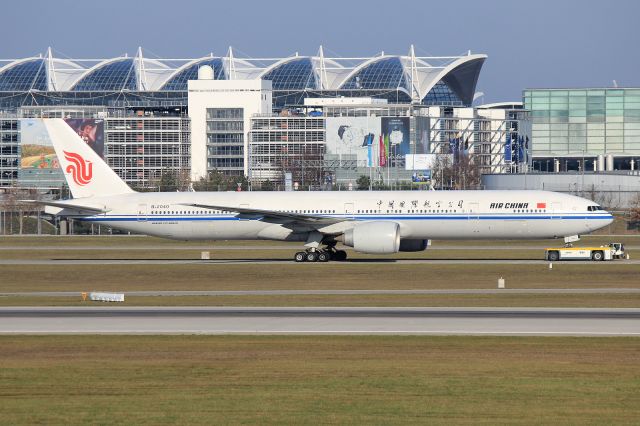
[35,119,614,262]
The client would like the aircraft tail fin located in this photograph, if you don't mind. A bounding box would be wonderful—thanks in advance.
[43,119,134,198]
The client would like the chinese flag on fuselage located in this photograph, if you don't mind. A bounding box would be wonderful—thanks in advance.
[537,202,546,209]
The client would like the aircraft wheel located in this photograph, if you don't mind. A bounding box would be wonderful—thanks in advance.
[294,252,307,262]
[335,250,347,261]
[306,252,318,262]
[318,252,330,262]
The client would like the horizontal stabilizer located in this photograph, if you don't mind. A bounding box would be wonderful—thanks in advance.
[21,200,109,215]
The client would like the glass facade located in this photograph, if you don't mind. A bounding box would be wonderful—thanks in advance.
[340,60,462,106]
[249,117,325,184]
[0,117,19,184]
[206,108,244,175]
[161,59,225,91]
[341,57,407,91]
[524,88,640,171]
[422,81,464,106]
[0,53,483,111]
[262,58,316,91]
[72,59,137,91]
[0,59,47,92]
[105,115,190,188]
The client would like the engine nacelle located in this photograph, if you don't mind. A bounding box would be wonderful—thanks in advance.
[342,221,400,254]
[399,239,430,252]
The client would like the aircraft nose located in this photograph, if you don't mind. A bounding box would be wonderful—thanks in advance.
[605,213,614,226]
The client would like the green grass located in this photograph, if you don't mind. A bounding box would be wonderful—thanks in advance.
[0,263,638,294]
[1,335,639,424]
[1,236,638,308]
[0,247,549,260]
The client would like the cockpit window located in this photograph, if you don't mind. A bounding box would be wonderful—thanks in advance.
[587,205,605,211]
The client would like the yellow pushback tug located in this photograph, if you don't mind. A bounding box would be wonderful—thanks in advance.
[545,243,625,261]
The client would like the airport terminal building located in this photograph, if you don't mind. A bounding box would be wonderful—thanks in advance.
[0,46,484,110]
[524,88,640,172]
[0,46,531,189]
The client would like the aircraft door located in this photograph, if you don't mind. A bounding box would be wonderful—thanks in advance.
[344,203,354,218]
[467,202,480,234]
[467,202,480,221]
[137,204,148,222]
[551,202,562,219]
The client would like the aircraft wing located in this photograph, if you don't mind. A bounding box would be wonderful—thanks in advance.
[20,200,109,215]
[180,203,348,226]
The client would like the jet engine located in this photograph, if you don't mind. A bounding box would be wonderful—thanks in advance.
[341,221,400,254]
[399,239,430,252]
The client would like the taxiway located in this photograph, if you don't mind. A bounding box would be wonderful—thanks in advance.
[1,307,638,336]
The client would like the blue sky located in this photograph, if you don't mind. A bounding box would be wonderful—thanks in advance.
[1,0,638,102]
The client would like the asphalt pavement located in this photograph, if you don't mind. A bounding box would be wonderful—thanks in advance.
[1,307,638,336]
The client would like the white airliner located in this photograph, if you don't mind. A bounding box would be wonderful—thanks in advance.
[37,119,613,262]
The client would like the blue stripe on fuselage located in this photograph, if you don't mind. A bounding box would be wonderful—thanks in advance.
[81,214,614,222]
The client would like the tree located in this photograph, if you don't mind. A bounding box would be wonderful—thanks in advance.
[430,152,482,190]
[260,180,275,191]
[192,170,249,192]
[356,175,371,190]
[158,169,179,192]
[585,184,621,211]
[2,187,44,235]
[627,193,640,230]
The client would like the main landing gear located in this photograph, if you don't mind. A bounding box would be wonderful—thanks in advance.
[293,246,347,263]
[294,233,347,262]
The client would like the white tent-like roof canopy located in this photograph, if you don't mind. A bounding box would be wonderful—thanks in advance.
[0,46,486,105]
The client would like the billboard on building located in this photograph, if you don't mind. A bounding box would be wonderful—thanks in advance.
[411,170,432,184]
[325,116,415,168]
[64,118,105,158]
[20,118,104,171]
[325,116,382,166]
[19,119,63,187]
[20,119,58,170]
[19,118,104,187]
[405,154,437,170]
[415,116,430,154]
[381,116,410,164]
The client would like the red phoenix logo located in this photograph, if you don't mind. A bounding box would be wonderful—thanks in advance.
[63,151,93,186]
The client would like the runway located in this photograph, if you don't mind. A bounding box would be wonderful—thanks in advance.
[1,307,639,336]
[1,258,639,265]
